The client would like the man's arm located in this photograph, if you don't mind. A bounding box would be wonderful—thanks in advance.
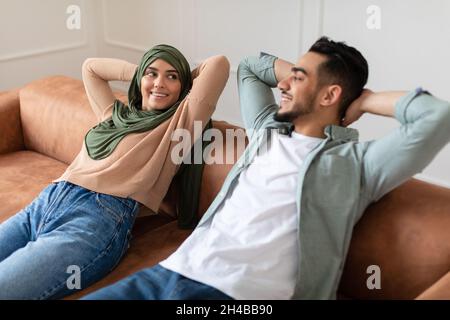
[349,89,450,206]
[342,89,408,126]
[237,53,292,131]
[274,58,294,84]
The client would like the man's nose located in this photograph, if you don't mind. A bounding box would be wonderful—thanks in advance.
[277,77,289,91]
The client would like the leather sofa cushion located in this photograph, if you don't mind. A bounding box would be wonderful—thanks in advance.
[0,151,67,222]
[339,179,450,299]
[0,89,24,155]
[19,76,126,165]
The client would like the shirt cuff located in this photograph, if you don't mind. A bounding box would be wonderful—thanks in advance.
[394,87,431,123]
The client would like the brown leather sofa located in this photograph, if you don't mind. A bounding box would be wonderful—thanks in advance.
[1,75,449,300]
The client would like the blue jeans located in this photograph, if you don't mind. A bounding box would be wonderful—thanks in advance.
[0,181,138,300]
[81,264,234,300]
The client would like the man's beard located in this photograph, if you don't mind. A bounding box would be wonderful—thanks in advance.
[274,95,315,123]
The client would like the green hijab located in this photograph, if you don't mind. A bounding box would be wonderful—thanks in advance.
[85,44,192,160]
[85,44,210,229]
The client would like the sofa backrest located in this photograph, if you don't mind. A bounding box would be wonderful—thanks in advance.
[198,121,247,215]
[339,178,450,299]
[19,75,127,164]
[161,120,248,218]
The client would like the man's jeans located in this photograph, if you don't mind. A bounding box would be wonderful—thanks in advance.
[0,181,138,299]
[82,264,234,300]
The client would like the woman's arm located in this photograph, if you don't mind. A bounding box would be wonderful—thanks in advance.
[185,55,230,125]
[82,58,137,121]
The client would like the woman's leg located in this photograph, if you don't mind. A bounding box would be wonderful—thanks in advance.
[0,184,55,262]
[0,210,32,262]
[0,181,139,300]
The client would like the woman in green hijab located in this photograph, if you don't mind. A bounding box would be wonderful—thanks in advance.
[0,44,230,299]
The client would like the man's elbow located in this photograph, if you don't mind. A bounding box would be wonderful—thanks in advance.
[440,101,450,121]
[438,102,450,140]
[424,100,450,146]
[237,56,256,77]
[430,100,450,128]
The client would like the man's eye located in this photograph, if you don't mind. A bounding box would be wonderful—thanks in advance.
[294,76,303,81]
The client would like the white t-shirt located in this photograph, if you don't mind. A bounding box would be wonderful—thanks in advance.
[160,131,324,299]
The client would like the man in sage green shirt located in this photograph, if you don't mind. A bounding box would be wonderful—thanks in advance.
[84,37,450,300]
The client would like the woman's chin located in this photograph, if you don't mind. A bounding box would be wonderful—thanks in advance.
[143,104,170,111]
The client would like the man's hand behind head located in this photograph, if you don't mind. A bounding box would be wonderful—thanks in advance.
[341,89,373,127]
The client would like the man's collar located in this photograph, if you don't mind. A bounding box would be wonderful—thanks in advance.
[277,123,359,142]
[324,124,359,142]
[277,124,295,136]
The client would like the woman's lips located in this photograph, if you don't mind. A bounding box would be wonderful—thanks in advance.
[150,92,169,100]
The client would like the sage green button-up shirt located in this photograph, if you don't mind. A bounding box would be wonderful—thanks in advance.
[198,53,450,299]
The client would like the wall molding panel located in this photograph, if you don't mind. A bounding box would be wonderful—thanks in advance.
[0,0,88,62]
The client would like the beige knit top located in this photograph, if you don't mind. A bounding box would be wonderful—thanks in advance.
[55,55,230,212]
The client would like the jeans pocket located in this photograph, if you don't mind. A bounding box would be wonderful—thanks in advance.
[95,193,129,223]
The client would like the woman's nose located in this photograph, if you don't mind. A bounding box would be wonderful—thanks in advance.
[154,76,165,88]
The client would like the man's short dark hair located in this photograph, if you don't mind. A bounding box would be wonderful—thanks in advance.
[309,36,369,118]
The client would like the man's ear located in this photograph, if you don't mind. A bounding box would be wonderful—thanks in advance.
[320,85,342,107]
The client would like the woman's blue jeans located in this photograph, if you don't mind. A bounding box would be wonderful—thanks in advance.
[0,181,138,299]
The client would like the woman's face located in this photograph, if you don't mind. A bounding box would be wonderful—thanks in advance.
[140,59,182,111]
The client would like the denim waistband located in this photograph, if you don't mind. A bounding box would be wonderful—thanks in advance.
[52,181,137,210]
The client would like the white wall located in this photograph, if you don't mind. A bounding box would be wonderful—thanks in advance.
[1,0,449,186]
[95,0,302,125]
[0,0,99,90]
[316,0,450,187]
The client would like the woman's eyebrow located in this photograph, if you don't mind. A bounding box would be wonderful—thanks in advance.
[146,67,178,73]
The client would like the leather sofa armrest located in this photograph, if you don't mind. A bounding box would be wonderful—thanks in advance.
[0,89,24,154]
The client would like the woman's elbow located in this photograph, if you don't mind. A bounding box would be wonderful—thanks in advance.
[212,55,230,75]
[82,58,96,77]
